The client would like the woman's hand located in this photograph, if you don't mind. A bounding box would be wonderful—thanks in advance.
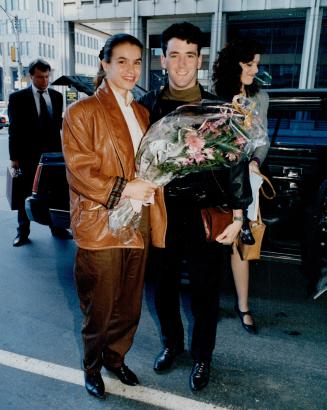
[122,178,157,202]
[215,220,242,245]
[249,160,259,173]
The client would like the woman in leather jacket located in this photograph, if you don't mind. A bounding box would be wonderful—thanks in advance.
[62,34,165,400]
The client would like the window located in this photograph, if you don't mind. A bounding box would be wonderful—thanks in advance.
[315,10,327,88]
[21,41,30,56]
[268,105,327,147]
[19,19,28,33]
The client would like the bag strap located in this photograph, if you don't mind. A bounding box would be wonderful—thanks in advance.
[257,204,263,224]
[253,170,276,200]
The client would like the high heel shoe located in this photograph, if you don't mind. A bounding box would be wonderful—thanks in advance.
[235,304,257,334]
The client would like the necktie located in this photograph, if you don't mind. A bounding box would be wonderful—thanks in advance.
[38,90,50,128]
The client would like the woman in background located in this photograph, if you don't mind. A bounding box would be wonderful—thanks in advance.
[212,39,270,334]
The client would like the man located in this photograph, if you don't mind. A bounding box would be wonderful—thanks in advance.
[139,22,251,392]
[8,59,71,246]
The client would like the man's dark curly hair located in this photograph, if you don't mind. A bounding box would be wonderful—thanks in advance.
[212,39,264,101]
[161,22,203,56]
[28,59,51,75]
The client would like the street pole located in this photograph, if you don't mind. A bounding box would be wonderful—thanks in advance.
[0,5,23,90]
[0,42,10,102]
[13,15,23,88]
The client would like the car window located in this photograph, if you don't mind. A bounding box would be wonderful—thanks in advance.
[268,108,327,147]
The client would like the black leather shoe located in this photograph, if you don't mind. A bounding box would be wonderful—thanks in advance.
[189,361,210,392]
[84,371,106,400]
[104,363,139,386]
[153,347,183,372]
[13,234,30,247]
[51,227,73,239]
[235,304,257,334]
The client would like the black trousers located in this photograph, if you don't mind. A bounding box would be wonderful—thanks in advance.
[16,164,36,236]
[154,199,223,362]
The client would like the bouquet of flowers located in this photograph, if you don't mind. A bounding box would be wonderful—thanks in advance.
[108,95,267,241]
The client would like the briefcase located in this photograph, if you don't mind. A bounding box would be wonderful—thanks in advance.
[6,166,23,210]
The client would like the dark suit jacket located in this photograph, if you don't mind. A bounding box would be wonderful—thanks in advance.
[8,85,63,196]
[8,85,63,164]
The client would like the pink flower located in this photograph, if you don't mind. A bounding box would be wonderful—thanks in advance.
[185,131,205,152]
[203,148,215,160]
[226,152,237,161]
[235,135,247,145]
[193,152,206,163]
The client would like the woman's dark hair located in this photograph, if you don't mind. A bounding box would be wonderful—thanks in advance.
[212,39,264,101]
[161,22,203,56]
[94,33,143,90]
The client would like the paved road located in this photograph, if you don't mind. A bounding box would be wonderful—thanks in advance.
[0,128,326,409]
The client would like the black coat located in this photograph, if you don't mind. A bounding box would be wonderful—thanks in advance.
[8,86,63,164]
[8,86,63,197]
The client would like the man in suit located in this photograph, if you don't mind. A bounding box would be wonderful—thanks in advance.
[8,58,71,246]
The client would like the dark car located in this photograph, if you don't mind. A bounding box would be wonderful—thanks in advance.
[0,108,9,129]
[25,89,327,294]
[259,89,327,294]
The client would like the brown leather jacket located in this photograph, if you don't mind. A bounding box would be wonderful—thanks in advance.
[62,80,167,250]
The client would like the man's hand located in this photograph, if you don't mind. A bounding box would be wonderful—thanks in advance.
[11,160,19,170]
[122,178,157,202]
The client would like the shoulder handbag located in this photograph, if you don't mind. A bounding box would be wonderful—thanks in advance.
[201,206,233,242]
[237,207,266,260]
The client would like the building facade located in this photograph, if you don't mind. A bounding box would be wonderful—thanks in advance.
[1,0,326,102]
[62,0,327,91]
[0,0,105,101]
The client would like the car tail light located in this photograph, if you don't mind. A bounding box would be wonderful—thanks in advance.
[32,164,42,193]
[0,117,5,124]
